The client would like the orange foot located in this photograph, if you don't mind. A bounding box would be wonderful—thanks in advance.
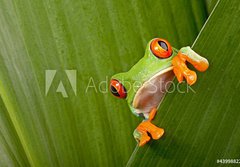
[172,47,209,85]
[133,108,164,146]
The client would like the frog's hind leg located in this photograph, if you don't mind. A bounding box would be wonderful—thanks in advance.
[134,108,164,146]
[138,120,164,140]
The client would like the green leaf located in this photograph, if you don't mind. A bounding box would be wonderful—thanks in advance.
[127,0,240,166]
[0,97,29,166]
[0,0,208,166]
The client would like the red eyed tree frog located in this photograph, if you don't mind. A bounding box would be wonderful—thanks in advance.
[110,38,209,146]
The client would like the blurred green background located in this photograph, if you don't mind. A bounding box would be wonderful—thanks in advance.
[1,0,240,166]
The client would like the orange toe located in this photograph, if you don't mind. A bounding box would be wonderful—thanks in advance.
[172,52,198,85]
[150,127,164,140]
[183,70,197,86]
[173,67,183,83]
[193,60,209,72]
[139,133,151,146]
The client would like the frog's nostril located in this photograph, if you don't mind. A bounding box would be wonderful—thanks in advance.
[110,79,127,99]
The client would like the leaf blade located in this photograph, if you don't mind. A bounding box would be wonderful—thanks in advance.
[127,0,240,166]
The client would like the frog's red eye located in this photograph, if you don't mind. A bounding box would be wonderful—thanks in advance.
[110,79,127,99]
[150,38,172,58]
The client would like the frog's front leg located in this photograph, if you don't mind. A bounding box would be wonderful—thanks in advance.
[172,46,209,85]
[133,108,164,146]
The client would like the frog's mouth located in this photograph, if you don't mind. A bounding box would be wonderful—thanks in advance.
[132,66,174,118]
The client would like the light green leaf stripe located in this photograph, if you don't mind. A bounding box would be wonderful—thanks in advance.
[0,97,29,167]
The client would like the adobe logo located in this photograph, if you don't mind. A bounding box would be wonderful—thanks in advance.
[45,70,77,98]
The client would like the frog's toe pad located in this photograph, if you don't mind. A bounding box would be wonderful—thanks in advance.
[150,128,164,140]
[138,134,151,147]
[184,70,197,86]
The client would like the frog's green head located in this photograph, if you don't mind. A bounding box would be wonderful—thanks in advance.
[110,38,178,117]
